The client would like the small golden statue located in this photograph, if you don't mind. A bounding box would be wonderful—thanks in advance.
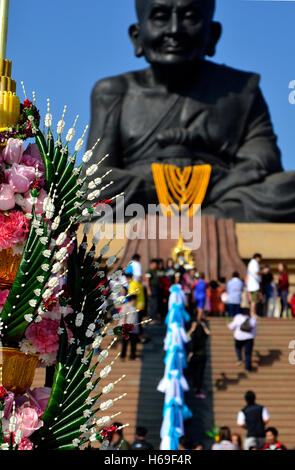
[172,233,195,269]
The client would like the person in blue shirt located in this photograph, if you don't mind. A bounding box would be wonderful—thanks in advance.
[193,273,207,321]
[226,272,244,317]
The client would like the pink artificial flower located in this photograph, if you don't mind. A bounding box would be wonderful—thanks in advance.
[23,143,42,161]
[16,407,43,438]
[22,188,47,214]
[27,387,51,417]
[43,302,73,321]
[18,437,34,450]
[21,144,44,174]
[2,138,24,165]
[0,289,9,307]
[15,188,47,215]
[0,183,15,210]
[3,391,14,419]
[25,319,60,354]
[0,210,30,250]
[0,153,5,171]
[5,163,36,194]
[25,318,72,355]
[3,433,34,450]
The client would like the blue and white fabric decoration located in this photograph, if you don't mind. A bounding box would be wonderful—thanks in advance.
[158,283,193,450]
[158,348,189,393]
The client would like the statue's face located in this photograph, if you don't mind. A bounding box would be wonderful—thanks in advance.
[136,0,214,66]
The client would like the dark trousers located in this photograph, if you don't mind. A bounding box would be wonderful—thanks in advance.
[228,303,240,317]
[280,291,289,317]
[189,354,207,393]
[147,286,159,321]
[121,334,138,359]
[235,338,254,371]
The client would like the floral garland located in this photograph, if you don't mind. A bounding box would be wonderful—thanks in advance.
[0,136,75,365]
[0,95,143,450]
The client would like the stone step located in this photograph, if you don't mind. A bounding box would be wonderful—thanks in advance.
[210,319,294,323]
[213,393,295,400]
[207,363,291,369]
[213,405,295,413]
[212,374,295,381]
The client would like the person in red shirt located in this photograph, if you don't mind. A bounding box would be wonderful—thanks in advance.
[208,280,225,316]
[278,263,289,318]
[289,294,295,318]
[261,427,287,450]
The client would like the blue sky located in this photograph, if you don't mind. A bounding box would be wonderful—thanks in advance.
[7,0,295,169]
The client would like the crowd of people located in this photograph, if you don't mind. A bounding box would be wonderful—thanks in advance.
[102,391,288,451]
[246,254,293,319]
[112,252,293,363]
[106,252,292,450]
[180,391,287,451]
[117,253,294,331]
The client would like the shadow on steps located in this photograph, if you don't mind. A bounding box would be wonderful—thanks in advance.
[255,349,282,366]
[136,324,166,450]
[184,334,215,450]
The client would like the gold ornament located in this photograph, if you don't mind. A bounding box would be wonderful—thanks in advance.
[152,163,212,217]
[0,347,39,395]
[0,248,21,289]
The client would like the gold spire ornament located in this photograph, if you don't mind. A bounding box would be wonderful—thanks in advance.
[152,163,212,217]
[0,0,9,59]
[0,0,20,133]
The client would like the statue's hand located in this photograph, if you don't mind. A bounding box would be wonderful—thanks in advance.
[156,111,210,148]
[156,128,192,147]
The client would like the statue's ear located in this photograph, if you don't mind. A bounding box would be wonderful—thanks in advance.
[129,23,144,58]
[205,21,222,57]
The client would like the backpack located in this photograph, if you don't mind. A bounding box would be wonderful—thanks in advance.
[240,317,252,333]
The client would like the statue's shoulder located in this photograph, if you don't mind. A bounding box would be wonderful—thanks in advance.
[91,74,129,98]
[91,70,144,98]
[205,61,260,93]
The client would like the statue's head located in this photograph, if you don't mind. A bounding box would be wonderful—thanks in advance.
[129,0,222,67]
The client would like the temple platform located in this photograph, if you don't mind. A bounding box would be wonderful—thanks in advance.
[236,223,295,290]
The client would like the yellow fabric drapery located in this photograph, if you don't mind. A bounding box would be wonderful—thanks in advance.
[152,163,212,217]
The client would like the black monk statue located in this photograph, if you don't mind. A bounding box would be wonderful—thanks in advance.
[85,0,295,222]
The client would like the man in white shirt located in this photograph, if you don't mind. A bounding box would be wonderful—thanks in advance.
[228,312,257,371]
[247,253,262,317]
[237,391,270,450]
[227,272,244,317]
[130,254,142,282]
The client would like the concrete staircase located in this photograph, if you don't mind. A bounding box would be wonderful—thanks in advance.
[210,317,295,449]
